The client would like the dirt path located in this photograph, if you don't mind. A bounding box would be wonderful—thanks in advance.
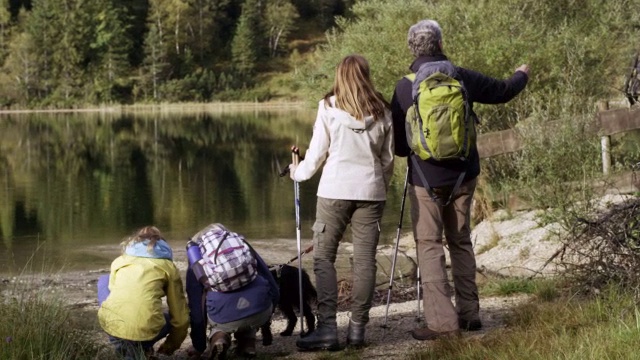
[0,268,530,359]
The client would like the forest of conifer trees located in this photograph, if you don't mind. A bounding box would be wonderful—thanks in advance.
[0,0,353,108]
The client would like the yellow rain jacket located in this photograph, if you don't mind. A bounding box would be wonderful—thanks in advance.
[98,254,189,353]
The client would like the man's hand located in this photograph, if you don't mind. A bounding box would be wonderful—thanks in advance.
[516,64,530,76]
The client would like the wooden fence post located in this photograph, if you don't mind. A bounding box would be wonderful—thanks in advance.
[598,101,611,175]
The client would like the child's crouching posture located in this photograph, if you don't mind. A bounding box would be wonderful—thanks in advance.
[97,226,189,359]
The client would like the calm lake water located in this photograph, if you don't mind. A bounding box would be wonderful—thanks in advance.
[0,107,409,274]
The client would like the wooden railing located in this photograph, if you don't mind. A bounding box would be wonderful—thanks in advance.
[477,101,640,162]
[475,101,640,192]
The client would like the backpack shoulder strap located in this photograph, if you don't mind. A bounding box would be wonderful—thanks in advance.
[411,153,467,207]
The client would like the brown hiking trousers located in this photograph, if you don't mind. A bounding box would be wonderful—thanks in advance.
[409,178,479,332]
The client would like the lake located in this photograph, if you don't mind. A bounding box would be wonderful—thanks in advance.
[0,107,409,274]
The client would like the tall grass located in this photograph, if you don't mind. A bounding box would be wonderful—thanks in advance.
[0,294,107,359]
[409,285,640,360]
[0,279,114,360]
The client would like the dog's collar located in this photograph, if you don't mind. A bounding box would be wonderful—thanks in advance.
[269,264,285,280]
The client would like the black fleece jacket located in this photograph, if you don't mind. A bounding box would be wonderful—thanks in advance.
[391,54,529,188]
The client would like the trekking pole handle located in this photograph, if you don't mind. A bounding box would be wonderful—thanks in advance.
[278,147,303,177]
[291,146,300,166]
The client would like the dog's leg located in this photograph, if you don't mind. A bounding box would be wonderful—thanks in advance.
[279,302,297,336]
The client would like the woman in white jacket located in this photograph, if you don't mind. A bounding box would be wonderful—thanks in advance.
[289,54,394,351]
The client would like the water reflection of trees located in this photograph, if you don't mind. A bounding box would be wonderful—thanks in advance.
[0,110,315,251]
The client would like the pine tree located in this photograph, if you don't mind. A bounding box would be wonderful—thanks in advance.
[230,0,264,78]
[0,0,12,62]
[91,0,132,103]
[22,0,58,100]
[140,12,169,100]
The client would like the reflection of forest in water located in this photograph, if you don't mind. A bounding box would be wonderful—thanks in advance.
[0,109,408,273]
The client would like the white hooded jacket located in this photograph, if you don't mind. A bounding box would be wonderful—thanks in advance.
[291,96,394,201]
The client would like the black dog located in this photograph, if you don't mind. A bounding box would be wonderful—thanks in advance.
[260,264,317,345]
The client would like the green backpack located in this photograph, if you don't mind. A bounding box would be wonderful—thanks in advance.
[405,60,475,161]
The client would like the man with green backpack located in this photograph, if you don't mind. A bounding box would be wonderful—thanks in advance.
[391,19,529,341]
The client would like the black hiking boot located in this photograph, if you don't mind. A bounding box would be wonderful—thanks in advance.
[295,324,340,351]
[459,318,483,331]
[346,319,366,348]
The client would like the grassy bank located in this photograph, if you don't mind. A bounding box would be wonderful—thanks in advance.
[0,289,112,359]
[413,286,640,360]
[308,279,640,360]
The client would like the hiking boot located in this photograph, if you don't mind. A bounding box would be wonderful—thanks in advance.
[295,324,340,351]
[346,319,365,348]
[235,336,256,358]
[410,326,461,341]
[459,318,482,331]
[207,331,230,360]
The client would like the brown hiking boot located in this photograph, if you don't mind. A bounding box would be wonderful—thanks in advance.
[410,326,461,341]
[207,331,231,360]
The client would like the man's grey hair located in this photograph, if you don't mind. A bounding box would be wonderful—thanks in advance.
[407,20,442,57]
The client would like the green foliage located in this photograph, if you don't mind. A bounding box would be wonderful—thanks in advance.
[297,0,640,119]
[296,0,426,102]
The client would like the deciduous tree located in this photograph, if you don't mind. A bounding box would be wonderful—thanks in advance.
[265,0,298,57]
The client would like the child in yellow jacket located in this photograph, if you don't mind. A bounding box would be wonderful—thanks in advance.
[98,226,189,359]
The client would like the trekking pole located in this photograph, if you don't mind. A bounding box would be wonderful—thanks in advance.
[382,166,409,332]
[415,262,422,322]
[292,147,305,335]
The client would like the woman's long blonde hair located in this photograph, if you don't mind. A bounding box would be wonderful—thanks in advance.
[324,54,389,120]
[121,225,163,252]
